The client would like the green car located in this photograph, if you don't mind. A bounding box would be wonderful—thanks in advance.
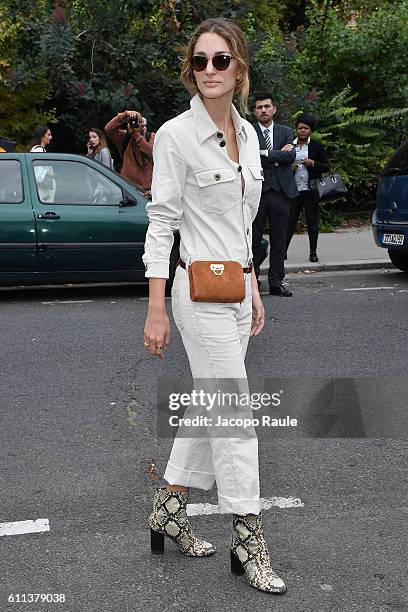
[0,152,180,287]
[0,152,267,288]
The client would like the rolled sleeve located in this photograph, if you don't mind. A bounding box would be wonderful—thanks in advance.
[142,126,186,278]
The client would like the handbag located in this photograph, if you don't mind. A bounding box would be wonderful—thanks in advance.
[309,174,346,202]
[186,260,247,303]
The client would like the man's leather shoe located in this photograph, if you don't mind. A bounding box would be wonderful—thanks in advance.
[269,285,293,297]
[309,252,318,263]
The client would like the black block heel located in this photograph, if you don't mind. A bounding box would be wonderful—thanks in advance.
[150,528,164,554]
[230,550,245,575]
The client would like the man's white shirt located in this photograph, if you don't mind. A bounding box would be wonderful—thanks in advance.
[258,122,274,155]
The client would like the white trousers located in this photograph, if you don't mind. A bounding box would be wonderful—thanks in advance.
[164,265,261,515]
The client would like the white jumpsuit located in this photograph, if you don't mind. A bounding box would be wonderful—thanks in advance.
[143,94,264,515]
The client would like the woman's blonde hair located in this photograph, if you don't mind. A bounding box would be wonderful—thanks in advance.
[181,18,250,115]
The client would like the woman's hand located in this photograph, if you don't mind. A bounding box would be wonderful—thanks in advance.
[144,307,171,358]
[250,271,265,336]
[144,278,170,358]
[303,158,315,167]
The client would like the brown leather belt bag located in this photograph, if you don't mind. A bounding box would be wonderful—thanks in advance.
[179,259,252,303]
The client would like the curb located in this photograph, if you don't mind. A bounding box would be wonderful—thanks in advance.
[260,259,394,275]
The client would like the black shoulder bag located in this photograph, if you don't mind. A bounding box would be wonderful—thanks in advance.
[309,174,347,203]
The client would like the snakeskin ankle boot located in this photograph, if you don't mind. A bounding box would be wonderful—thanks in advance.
[230,513,287,593]
[149,487,216,556]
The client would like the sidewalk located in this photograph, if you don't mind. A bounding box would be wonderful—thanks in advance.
[260,226,393,275]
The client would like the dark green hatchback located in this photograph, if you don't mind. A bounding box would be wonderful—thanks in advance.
[0,152,155,286]
[0,152,267,288]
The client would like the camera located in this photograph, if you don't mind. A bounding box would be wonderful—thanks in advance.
[128,116,139,129]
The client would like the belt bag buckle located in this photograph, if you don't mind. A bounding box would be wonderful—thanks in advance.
[188,260,245,303]
[210,263,224,276]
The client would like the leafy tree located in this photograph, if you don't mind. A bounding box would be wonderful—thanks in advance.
[0,1,55,148]
[0,0,290,150]
[249,31,309,123]
[310,87,408,184]
[1,0,407,212]
[297,0,408,109]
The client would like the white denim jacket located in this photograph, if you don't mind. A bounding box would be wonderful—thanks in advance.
[142,93,264,278]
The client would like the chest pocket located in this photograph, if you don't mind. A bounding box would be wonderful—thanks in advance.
[245,166,264,208]
[195,168,239,215]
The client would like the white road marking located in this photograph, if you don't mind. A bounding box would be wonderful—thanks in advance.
[342,286,394,292]
[261,496,304,510]
[187,496,304,516]
[41,300,94,304]
[0,519,50,537]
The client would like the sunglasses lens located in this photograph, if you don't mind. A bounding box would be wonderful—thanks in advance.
[191,55,232,72]
[212,55,231,71]
[191,56,207,72]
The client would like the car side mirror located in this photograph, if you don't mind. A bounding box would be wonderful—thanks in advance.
[119,193,137,207]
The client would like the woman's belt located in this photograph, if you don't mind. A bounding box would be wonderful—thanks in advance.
[178,259,253,274]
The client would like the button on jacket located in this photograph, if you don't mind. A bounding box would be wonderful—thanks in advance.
[142,94,264,278]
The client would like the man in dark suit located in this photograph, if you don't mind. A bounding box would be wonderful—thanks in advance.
[252,94,298,296]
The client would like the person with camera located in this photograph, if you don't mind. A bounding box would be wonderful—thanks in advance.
[86,127,113,168]
[104,110,155,191]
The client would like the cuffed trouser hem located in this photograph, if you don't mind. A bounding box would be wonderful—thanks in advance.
[218,493,261,516]
[164,461,215,491]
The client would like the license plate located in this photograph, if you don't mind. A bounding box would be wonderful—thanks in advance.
[382,233,405,246]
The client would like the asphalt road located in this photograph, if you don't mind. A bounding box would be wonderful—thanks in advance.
[1,269,407,612]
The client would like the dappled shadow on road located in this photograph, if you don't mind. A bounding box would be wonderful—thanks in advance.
[0,282,149,303]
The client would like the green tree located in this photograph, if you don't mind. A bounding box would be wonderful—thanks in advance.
[0,1,55,148]
[2,0,408,212]
[0,0,290,149]
[297,0,408,109]
[309,87,408,184]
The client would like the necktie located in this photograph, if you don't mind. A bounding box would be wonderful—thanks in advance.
[263,127,272,150]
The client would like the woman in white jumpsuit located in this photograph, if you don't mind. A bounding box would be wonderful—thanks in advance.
[143,18,287,594]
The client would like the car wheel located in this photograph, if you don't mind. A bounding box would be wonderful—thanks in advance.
[388,249,408,272]
[166,233,180,295]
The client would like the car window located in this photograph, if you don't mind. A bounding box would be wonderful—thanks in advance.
[382,139,408,177]
[33,160,123,205]
[0,160,23,204]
